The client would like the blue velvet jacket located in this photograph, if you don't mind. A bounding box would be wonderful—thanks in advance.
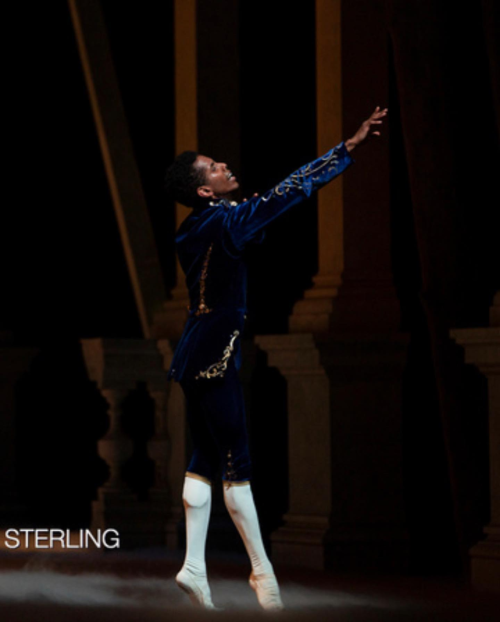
[167,141,354,383]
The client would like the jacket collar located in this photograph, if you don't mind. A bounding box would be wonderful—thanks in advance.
[191,198,238,214]
[208,198,238,209]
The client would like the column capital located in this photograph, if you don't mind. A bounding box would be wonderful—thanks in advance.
[450,327,500,376]
[80,338,167,391]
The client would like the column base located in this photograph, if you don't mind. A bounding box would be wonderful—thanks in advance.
[289,295,336,334]
[91,489,136,548]
[271,514,330,569]
[289,281,401,334]
[271,516,409,571]
[257,331,409,572]
[92,488,170,549]
[325,525,410,572]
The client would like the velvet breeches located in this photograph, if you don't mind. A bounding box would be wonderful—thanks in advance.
[180,359,251,484]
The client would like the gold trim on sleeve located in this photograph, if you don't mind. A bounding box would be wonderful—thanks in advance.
[261,146,341,201]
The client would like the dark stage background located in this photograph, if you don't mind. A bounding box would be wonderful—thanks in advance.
[2,0,499,577]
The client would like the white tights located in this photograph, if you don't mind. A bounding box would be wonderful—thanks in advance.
[223,481,274,576]
[181,475,212,577]
[181,475,274,578]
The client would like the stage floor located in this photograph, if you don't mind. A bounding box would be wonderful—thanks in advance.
[0,549,498,621]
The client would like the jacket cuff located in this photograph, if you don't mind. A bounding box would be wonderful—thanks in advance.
[339,140,356,165]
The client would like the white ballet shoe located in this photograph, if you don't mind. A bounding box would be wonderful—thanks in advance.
[249,570,284,611]
[175,567,221,610]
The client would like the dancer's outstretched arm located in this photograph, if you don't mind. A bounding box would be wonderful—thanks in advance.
[223,106,388,253]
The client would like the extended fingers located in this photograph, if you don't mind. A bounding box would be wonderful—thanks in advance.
[372,106,388,118]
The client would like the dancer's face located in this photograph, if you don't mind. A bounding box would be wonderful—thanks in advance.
[194,155,239,200]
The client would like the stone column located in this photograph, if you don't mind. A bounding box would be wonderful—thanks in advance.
[271,0,407,571]
[91,386,138,544]
[255,334,331,568]
[98,388,134,493]
[152,0,242,341]
[81,338,172,548]
[152,0,197,339]
[289,0,344,332]
[450,292,500,592]
[255,330,409,570]
[148,390,169,491]
[290,0,399,334]
[157,339,187,548]
[145,387,180,549]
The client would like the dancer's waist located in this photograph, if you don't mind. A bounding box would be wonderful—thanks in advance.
[187,305,247,319]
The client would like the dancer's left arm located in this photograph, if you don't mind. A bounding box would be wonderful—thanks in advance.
[223,106,388,253]
[222,142,352,254]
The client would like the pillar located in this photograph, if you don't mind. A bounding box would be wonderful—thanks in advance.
[156,339,187,548]
[451,292,500,592]
[256,331,409,570]
[152,0,242,340]
[269,0,407,571]
[290,0,400,334]
[81,338,175,548]
[289,0,344,333]
[152,0,197,339]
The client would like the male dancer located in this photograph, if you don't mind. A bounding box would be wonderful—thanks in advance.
[164,106,388,610]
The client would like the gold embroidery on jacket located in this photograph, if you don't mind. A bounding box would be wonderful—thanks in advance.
[195,330,240,380]
[261,147,341,200]
[190,243,214,316]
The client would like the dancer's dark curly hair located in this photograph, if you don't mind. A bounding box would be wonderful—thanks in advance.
[164,151,206,208]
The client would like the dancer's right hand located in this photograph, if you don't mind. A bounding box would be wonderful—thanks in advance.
[346,106,388,151]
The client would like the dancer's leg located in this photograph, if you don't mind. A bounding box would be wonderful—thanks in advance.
[176,474,218,609]
[176,380,220,609]
[198,362,284,610]
[222,481,273,575]
[181,474,212,577]
[223,481,283,610]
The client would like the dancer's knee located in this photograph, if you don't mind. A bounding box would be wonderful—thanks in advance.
[183,474,212,508]
[223,479,252,512]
